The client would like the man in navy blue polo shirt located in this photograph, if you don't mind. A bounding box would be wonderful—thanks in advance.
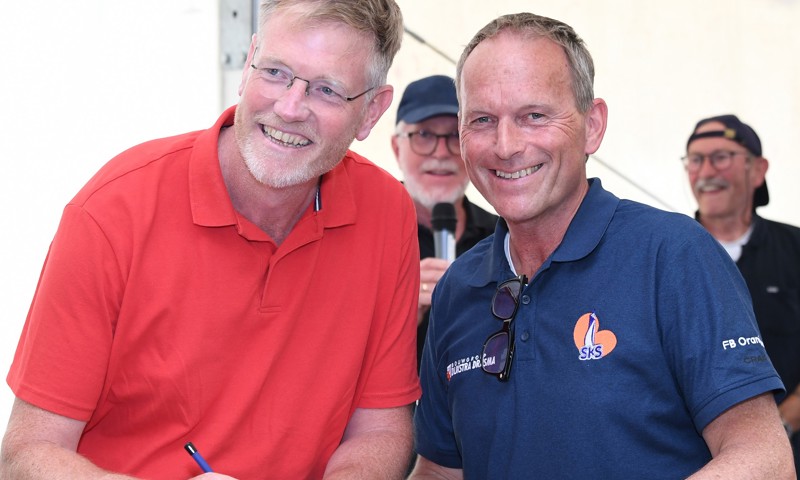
[409,12,795,479]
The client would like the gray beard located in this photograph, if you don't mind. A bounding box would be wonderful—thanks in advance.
[403,175,468,211]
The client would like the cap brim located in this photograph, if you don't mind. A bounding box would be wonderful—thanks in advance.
[399,104,459,124]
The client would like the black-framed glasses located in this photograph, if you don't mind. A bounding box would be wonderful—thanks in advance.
[396,130,460,156]
[482,275,527,382]
[681,150,751,173]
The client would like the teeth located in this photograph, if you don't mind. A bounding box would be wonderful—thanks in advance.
[695,179,727,193]
[264,127,310,147]
[495,164,541,179]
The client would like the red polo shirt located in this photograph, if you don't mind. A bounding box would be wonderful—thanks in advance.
[8,106,421,479]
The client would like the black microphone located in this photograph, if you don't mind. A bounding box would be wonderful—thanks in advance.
[431,203,456,263]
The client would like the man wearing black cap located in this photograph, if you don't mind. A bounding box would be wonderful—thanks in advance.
[684,114,800,473]
[391,75,497,367]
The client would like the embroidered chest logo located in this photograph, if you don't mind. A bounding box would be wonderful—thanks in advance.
[446,355,482,381]
[573,311,617,360]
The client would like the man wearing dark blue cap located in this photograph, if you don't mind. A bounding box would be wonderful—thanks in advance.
[391,75,497,367]
[685,114,800,474]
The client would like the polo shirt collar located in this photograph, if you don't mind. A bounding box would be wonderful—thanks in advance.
[470,178,618,287]
[189,105,357,232]
[190,105,239,228]
[692,211,767,249]
[743,213,766,248]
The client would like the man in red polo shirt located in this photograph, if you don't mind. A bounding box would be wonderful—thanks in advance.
[1,1,420,479]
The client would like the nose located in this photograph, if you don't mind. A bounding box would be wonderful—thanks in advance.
[288,76,311,96]
[494,118,524,160]
[431,136,452,158]
[272,78,311,122]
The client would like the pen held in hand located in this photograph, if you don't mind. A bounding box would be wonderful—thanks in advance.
[184,441,213,473]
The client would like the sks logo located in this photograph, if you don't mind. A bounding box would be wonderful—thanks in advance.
[573,311,617,361]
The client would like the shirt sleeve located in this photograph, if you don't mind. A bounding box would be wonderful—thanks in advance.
[355,187,422,408]
[413,269,463,469]
[7,204,123,421]
[656,228,785,431]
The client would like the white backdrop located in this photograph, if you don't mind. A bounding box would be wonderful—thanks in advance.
[1,0,798,438]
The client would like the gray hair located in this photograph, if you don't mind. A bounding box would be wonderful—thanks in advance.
[257,0,403,89]
[456,12,595,113]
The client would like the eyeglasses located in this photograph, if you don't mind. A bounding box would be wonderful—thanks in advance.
[396,130,460,156]
[250,62,374,107]
[681,150,751,173]
[482,275,527,382]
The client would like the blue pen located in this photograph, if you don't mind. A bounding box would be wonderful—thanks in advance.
[184,441,213,473]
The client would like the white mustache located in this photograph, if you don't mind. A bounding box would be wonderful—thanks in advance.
[694,177,729,192]
[420,159,459,174]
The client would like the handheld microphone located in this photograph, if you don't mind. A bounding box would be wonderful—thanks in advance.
[432,203,457,263]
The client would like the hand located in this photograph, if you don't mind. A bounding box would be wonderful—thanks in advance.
[418,257,450,323]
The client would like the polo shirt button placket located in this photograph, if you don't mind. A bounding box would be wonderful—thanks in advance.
[519,295,531,342]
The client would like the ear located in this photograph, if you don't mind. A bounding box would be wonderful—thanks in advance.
[390,131,401,161]
[751,156,769,188]
[584,98,608,155]
[355,85,394,141]
[238,35,258,97]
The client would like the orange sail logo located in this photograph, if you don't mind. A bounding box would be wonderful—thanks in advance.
[573,311,617,360]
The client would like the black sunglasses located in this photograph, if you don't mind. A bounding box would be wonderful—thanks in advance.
[482,275,527,381]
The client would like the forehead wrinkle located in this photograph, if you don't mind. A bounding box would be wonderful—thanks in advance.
[462,33,576,117]
[261,15,369,89]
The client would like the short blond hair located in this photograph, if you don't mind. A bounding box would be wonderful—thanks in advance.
[258,0,403,88]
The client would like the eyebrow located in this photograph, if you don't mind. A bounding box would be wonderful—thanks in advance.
[254,53,289,70]
[256,53,348,89]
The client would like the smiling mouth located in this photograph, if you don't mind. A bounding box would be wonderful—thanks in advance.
[425,169,456,176]
[494,164,542,179]
[695,178,729,194]
[263,126,311,147]
[697,184,724,193]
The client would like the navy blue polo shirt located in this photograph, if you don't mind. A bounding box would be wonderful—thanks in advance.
[414,178,783,479]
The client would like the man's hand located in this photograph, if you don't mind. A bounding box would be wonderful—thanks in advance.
[418,258,450,324]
